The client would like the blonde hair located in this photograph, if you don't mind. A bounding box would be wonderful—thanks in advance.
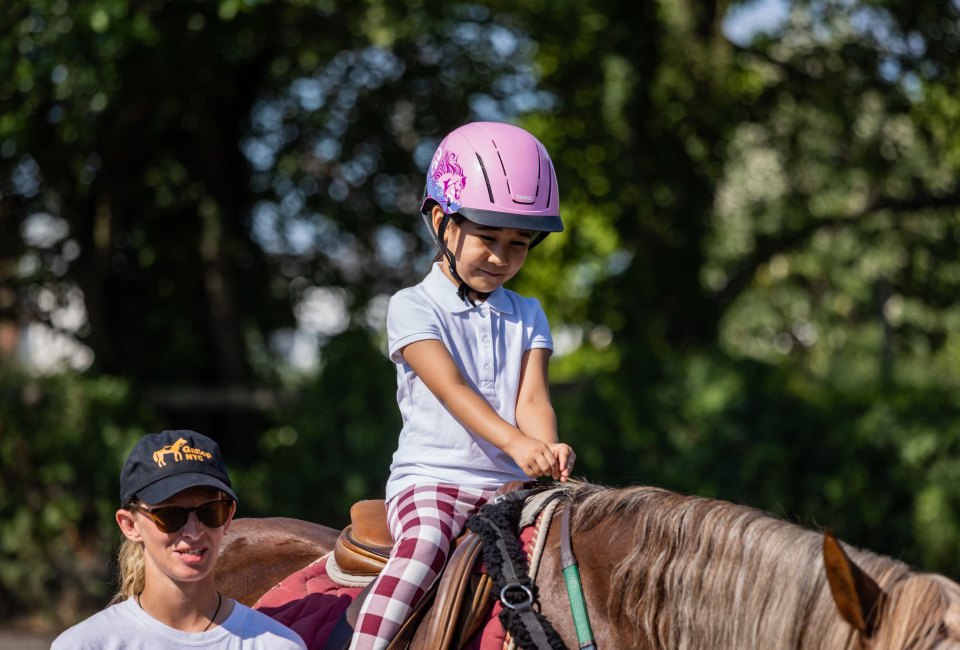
[110,536,145,605]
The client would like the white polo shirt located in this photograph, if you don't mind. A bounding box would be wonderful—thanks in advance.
[385,263,554,501]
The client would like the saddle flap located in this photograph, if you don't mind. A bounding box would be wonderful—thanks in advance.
[413,532,491,649]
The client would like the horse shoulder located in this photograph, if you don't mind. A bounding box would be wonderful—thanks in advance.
[217,517,340,606]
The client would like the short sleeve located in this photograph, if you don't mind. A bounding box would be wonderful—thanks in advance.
[527,299,553,351]
[387,289,443,363]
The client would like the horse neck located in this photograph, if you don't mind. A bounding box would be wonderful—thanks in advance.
[568,483,915,650]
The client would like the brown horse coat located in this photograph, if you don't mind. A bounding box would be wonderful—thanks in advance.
[216,517,339,607]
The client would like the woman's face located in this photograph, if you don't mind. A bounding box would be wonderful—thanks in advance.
[117,486,235,588]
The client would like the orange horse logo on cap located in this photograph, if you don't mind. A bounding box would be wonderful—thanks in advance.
[152,437,188,467]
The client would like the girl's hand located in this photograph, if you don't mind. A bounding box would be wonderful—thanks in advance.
[505,435,560,479]
[549,443,575,482]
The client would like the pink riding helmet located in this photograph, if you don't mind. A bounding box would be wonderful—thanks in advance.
[420,122,563,249]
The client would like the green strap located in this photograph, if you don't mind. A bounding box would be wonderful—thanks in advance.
[560,499,597,649]
[563,564,596,648]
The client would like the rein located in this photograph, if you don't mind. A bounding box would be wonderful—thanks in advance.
[559,501,597,650]
[467,490,567,650]
[468,487,599,650]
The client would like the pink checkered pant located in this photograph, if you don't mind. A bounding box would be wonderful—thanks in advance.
[347,483,496,650]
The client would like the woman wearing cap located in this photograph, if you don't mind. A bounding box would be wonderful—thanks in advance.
[52,430,306,649]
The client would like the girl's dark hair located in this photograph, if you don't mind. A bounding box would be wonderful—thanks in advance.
[431,211,466,262]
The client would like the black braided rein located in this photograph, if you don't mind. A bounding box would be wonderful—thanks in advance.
[466,495,567,650]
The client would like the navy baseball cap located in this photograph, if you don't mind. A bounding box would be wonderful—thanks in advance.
[119,430,238,506]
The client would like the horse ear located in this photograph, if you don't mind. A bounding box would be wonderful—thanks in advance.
[823,530,885,637]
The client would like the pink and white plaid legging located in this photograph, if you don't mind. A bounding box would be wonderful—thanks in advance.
[348,482,496,650]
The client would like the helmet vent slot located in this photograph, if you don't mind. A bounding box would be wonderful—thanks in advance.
[494,143,507,174]
[495,148,512,196]
[545,157,552,206]
[475,153,495,204]
[535,153,541,198]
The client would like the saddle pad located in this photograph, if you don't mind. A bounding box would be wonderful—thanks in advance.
[254,554,363,648]
[255,526,541,650]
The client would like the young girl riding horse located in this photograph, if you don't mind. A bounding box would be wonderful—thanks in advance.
[348,122,576,649]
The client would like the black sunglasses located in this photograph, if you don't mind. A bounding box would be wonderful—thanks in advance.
[131,499,234,534]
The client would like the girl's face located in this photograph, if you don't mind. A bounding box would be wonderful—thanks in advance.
[117,486,235,589]
[434,207,533,294]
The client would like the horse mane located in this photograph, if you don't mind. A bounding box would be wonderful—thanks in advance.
[564,481,960,650]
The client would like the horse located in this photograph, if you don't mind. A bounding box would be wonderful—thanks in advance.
[215,481,960,649]
[151,436,187,466]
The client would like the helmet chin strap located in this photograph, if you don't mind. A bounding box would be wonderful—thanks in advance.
[437,213,490,306]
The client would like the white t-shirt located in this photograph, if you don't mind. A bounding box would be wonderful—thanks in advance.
[51,596,306,649]
[385,262,554,500]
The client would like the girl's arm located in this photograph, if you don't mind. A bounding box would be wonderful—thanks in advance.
[516,348,574,481]
[515,348,557,443]
[400,339,560,480]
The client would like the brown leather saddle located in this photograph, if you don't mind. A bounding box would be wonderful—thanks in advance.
[329,484,530,649]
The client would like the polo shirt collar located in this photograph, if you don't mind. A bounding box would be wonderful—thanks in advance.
[424,263,514,314]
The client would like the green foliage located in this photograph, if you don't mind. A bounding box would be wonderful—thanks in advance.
[553,347,960,574]
[233,328,399,526]
[0,368,147,621]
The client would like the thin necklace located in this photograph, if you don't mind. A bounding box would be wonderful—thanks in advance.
[137,591,222,632]
[203,592,222,632]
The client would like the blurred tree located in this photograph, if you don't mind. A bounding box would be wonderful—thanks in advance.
[707,0,960,569]
[0,368,146,621]
[500,0,960,571]
[3,0,960,626]
[0,0,535,379]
